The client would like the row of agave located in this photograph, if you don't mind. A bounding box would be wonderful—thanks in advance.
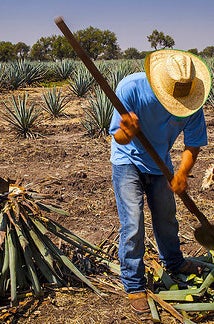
[0,57,213,138]
[0,60,142,138]
[1,87,115,138]
[0,59,143,91]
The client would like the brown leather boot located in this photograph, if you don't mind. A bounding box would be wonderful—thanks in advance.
[128,291,150,314]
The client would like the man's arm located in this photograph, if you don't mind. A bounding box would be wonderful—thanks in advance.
[170,146,200,194]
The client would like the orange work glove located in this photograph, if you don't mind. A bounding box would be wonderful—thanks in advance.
[170,170,188,194]
[170,147,200,194]
[114,112,140,145]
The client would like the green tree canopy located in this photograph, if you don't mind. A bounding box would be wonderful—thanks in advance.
[29,36,56,61]
[123,47,141,59]
[201,46,214,57]
[52,35,76,60]
[29,27,121,61]
[75,26,121,60]
[187,48,199,55]
[139,51,150,59]
[147,29,175,50]
[0,41,16,62]
[14,42,30,59]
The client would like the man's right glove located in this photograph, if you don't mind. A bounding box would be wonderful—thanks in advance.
[114,112,140,145]
[170,170,188,194]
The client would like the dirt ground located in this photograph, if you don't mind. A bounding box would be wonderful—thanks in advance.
[0,86,213,323]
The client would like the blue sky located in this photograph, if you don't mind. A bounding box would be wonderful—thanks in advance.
[0,0,213,51]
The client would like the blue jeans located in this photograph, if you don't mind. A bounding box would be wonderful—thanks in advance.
[112,164,185,293]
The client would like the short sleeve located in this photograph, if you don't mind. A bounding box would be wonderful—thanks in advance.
[183,109,207,147]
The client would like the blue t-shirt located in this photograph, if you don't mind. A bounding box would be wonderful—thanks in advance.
[109,72,207,175]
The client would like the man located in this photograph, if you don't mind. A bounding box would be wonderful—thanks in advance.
[109,49,211,314]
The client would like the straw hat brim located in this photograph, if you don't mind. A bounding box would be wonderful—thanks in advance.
[144,50,212,117]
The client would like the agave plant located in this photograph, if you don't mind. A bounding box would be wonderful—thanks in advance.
[134,59,146,72]
[82,87,114,136]
[2,92,41,138]
[94,61,110,78]
[54,59,76,80]
[107,60,138,90]
[68,64,94,97]
[0,177,117,306]
[41,87,69,118]
[6,62,26,90]
[16,60,47,86]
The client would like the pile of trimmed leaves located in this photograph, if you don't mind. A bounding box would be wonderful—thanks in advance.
[0,178,213,323]
[0,178,116,307]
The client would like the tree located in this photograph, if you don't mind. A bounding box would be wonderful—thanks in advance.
[187,48,198,55]
[14,42,30,59]
[0,41,16,62]
[98,29,121,59]
[52,35,76,60]
[201,46,214,57]
[29,36,56,61]
[147,29,175,50]
[123,47,141,59]
[75,26,121,60]
[140,51,150,59]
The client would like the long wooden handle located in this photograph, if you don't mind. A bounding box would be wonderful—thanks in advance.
[54,17,172,179]
[54,17,210,227]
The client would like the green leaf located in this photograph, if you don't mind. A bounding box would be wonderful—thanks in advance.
[157,287,206,301]
[0,212,8,248]
[174,302,214,312]
[0,233,9,296]
[147,296,161,322]
[36,202,69,216]
[7,225,18,306]
[15,223,42,296]
[199,268,214,290]
[40,216,102,253]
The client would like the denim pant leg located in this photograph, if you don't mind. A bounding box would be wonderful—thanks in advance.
[112,164,146,293]
[145,175,185,272]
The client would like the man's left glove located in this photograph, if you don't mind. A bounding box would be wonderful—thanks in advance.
[114,112,140,145]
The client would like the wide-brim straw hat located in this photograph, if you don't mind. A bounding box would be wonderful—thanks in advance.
[144,49,212,117]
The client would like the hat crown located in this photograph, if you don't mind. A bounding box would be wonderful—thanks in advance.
[166,54,195,83]
[144,49,211,117]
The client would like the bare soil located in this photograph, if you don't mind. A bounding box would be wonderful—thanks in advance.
[0,86,213,323]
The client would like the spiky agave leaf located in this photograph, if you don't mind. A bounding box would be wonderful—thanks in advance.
[54,59,76,80]
[16,60,47,86]
[68,64,94,97]
[107,60,137,90]
[6,61,26,90]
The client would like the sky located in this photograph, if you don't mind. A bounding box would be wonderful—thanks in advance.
[0,0,213,52]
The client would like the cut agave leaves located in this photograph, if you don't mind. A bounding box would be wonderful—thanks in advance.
[0,178,111,306]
